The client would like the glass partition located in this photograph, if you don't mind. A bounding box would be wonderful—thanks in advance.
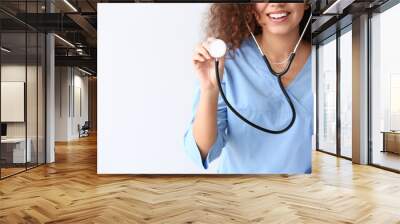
[1,31,28,177]
[38,32,45,165]
[27,31,38,169]
[26,0,43,170]
[0,1,46,179]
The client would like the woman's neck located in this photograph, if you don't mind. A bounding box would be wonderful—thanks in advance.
[256,28,300,63]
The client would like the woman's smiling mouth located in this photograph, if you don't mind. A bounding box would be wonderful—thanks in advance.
[267,11,290,22]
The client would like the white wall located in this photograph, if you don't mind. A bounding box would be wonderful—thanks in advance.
[97,3,218,174]
[55,67,89,141]
[55,67,69,141]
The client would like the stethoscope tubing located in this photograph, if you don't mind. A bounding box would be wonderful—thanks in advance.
[214,58,296,134]
[213,13,312,134]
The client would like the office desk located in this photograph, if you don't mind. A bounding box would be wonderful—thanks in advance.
[1,138,32,163]
[381,131,400,154]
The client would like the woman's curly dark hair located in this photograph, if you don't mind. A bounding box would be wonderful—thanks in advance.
[204,3,311,54]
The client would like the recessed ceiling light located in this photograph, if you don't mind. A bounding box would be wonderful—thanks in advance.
[78,67,93,76]
[323,0,354,15]
[54,34,75,48]
[1,47,11,53]
[63,0,78,12]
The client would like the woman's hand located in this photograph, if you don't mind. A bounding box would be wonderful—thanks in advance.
[192,37,225,93]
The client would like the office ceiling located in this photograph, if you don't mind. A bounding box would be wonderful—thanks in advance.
[311,0,393,44]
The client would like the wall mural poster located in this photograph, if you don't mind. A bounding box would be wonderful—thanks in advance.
[98,2,313,174]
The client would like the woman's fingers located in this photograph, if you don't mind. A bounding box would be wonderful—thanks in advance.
[201,42,214,59]
[196,44,211,60]
[193,53,206,63]
[194,37,221,63]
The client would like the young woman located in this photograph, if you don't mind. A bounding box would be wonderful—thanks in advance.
[184,3,313,174]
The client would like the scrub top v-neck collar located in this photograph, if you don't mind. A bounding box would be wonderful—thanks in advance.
[246,37,311,92]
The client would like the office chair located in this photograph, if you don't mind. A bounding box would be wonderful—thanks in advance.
[79,121,90,138]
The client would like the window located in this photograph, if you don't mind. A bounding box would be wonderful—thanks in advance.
[339,29,352,158]
[371,3,400,171]
[390,74,400,130]
[317,37,337,154]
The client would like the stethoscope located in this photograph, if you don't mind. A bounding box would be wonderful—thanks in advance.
[208,13,312,134]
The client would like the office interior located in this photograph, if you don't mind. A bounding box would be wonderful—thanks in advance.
[0,0,97,179]
[313,0,400,172]
[0,0,399,222]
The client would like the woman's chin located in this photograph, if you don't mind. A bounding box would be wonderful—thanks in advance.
[265,29,293,37]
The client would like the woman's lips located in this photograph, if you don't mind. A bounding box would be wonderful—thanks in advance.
[267,12,290,23]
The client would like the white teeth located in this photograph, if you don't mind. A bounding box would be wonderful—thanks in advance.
[269,13,288,19]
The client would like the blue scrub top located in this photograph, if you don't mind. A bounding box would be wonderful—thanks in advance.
[183,37,313,174]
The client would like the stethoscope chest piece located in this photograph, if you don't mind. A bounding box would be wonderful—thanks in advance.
[208,39,227,58]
